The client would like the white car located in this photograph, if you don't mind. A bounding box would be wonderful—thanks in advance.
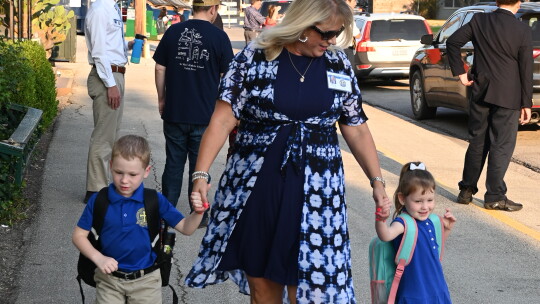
[349,13,431,79]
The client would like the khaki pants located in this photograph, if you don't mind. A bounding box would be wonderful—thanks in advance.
[94,269,162,304]
[86,68,125,191]
[244,30,258,45]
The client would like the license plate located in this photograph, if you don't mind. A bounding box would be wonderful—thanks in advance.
[392,49,407,56]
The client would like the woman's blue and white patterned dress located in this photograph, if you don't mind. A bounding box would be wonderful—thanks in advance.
[185,43,368,304]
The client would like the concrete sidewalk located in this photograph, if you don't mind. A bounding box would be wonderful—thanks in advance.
[13,25,540,303]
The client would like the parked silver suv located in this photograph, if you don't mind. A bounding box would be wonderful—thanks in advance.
[349,13,431,79]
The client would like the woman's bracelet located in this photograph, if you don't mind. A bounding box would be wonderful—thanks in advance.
[191,171,211,183]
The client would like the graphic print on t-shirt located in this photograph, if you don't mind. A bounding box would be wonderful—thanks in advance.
[176,28,210,71]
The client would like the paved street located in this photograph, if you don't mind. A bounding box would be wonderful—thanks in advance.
[12,26,540,303]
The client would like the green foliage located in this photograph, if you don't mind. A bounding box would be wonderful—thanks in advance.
[0,41,36,110]
[0,38,58,218]
[0,39,58,130]
[0,154,25,226]
[18,41,58,128]
[32,0,75,52]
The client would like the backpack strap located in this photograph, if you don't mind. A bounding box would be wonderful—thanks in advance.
[143,188,179,304]
[388,213,418,304]
[394,213,418,266]
[92,188,110,238]
[143,188,160,251]
[429,214,445,261]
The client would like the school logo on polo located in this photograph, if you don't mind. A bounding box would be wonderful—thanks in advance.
[136,208,148,227]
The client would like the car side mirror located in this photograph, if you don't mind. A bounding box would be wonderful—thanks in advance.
[420,34,433,45]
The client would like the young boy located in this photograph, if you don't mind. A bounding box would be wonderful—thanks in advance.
[72,135,208,303]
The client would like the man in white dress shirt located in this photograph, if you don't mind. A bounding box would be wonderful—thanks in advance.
[84,0,134,203]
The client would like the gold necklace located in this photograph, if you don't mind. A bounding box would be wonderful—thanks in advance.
[288,51,314,82]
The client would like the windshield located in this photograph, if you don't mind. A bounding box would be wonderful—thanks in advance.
[370,19,429,41]
[520,14,540,46]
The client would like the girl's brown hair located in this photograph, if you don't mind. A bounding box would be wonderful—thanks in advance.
[393,162,436,218]
[267,4,276,19]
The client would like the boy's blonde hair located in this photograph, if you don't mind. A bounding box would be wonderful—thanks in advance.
[254,0,354,60]
[111,135,151,168]
[393,162,436,218]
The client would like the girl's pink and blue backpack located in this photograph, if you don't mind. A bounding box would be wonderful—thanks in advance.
[368,213,445,304]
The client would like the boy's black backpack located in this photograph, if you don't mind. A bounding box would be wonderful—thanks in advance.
[76,187,178,304]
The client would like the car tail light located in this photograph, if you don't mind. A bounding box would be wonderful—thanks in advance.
[356,64,372,70]
[533,49,540,59]
[423,20,433,35]
[356,21,375,52]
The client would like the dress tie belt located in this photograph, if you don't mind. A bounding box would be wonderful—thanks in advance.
[280,121,334,174]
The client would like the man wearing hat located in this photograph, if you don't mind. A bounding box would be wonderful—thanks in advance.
[153,0,233,227]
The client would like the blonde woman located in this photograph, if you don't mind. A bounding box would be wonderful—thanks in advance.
[186,0,388,303]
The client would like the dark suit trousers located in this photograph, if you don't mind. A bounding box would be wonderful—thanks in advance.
[459,99,520,203]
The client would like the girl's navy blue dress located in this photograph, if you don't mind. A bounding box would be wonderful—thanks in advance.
[186,43,368,304]
[392,216,452,303]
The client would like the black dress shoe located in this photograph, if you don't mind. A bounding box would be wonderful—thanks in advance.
[484,198,523,212]
[84,191,96,204]
[456,188,473,204]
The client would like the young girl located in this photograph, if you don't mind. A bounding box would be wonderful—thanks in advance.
[375,161,456,304]
[263,5,281,28]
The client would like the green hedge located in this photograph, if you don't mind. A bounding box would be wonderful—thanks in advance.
[0,38,59,224]
[0,39,58,129]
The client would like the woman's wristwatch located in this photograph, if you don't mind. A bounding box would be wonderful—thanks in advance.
[370,176,385,188]
[192,171,211,183]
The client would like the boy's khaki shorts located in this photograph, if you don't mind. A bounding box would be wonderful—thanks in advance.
[94,269,162,304]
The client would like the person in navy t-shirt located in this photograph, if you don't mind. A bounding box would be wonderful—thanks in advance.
[153,0,233,227]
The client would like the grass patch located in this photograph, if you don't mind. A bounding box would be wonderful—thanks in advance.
[0,188,26,226]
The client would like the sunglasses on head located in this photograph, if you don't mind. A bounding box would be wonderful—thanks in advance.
[310,25,345,41]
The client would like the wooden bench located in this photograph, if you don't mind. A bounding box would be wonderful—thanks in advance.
[0,104,43,185]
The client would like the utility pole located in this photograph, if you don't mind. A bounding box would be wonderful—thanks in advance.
[134,0,149,58]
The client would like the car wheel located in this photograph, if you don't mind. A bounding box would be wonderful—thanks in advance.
[410,71,436,120]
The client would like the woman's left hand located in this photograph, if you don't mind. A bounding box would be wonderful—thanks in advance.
[191,189,211,214]
[372,184,389,208]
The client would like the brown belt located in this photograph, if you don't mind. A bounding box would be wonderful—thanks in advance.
[92,64,126,74]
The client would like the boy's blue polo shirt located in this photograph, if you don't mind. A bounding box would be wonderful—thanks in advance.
[77,183,184,272]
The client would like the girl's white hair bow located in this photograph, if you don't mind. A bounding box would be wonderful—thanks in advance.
[409,162,426,171]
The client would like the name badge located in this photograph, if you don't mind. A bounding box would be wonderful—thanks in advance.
[327,72,352,93]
